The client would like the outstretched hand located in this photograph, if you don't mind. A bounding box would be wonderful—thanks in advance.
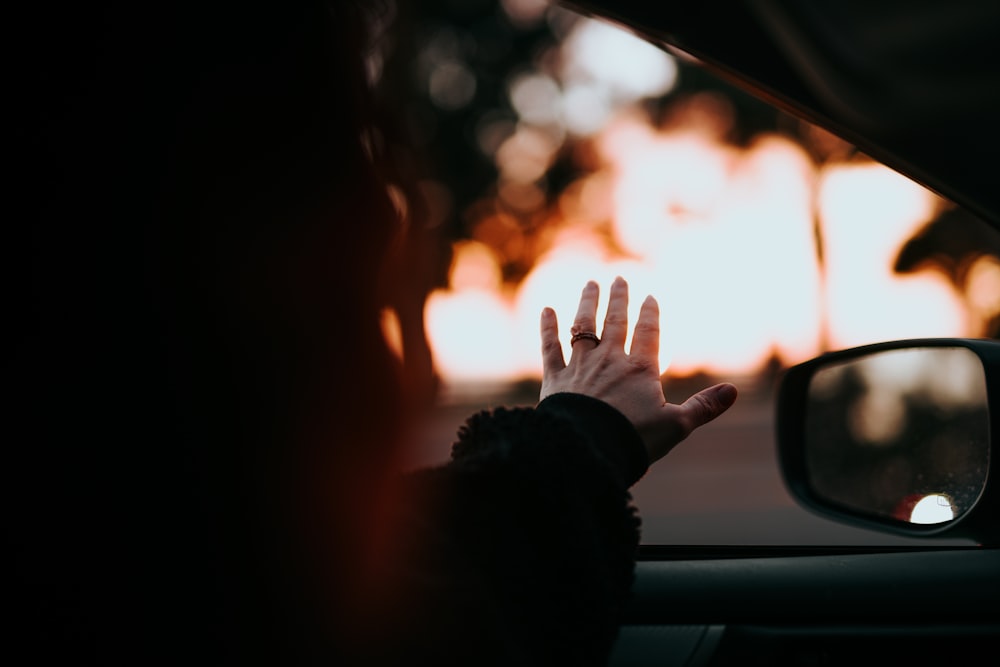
[539,277,738,464]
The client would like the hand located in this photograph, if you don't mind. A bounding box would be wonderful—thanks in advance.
[539,277,738,464]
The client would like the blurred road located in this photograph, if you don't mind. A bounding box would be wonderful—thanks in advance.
[406,376,973,546]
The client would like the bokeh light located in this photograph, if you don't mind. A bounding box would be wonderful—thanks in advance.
[910,494,957,524]
[380,2,999,393]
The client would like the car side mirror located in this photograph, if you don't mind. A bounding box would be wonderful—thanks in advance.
[777,338,1000,546]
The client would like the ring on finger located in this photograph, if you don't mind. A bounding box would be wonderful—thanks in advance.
[570,331,600,346]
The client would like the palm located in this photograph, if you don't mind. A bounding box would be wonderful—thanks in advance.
[540,278,737,463]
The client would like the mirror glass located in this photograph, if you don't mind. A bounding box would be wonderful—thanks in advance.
[804,347,990,525]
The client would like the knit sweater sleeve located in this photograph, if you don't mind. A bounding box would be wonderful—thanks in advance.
[372,393,650,667]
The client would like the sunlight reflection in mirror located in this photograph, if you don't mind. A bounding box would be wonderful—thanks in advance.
[804,347,989,525]
[910,493,957,524]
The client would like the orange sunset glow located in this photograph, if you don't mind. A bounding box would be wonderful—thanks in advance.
[419,15,996,391]
[425,114,973,387]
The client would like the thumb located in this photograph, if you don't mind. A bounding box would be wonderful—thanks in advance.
[680,383,738,432]
[645,383,739,464]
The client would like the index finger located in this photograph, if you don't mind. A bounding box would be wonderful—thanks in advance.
[629,294,659,363]
[600,276,629,348]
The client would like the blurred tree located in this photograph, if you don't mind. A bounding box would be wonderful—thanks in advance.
[372,0,805,287]
[373,0,1000,348]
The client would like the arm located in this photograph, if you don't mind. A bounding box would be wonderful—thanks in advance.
[370,278,737,667]
[384,395,646,667]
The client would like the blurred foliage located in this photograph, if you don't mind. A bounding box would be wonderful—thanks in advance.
[370,0,1000,338]
[371,0,814,285]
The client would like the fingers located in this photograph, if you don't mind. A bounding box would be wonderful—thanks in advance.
[678,383,738,434]
[540,307,566,373]
[570,280,599,336]
[570,281,601,355]
[601,276,629,348]
[629,294,659,362]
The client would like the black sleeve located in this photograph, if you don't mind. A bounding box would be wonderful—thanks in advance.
[534,393,649,487]
[370,393,650,667]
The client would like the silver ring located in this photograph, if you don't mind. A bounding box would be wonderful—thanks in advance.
[570,332,600,346]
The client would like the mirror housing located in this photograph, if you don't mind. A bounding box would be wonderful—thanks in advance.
[777,338,1000,546]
